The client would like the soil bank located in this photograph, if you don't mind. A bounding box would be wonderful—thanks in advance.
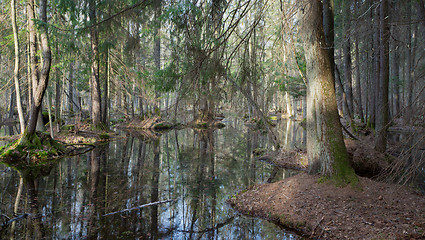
[229,173,425,239]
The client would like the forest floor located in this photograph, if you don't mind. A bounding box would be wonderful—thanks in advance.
[230,137,425,239]
[229,172,425,239]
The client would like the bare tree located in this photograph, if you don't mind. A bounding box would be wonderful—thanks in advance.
[11,0,25,133]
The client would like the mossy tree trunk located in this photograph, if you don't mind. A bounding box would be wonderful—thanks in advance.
[301,0,357,185]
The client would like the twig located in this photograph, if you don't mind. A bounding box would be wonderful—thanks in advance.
[311,215,324,237]
[103,199,176,216]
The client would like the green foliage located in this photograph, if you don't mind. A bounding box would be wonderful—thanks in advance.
[149,62,180,93]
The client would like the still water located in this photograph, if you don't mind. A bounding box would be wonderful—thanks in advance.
[0,119,304,239]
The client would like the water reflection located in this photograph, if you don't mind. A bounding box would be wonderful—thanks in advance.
[0,121,303,239]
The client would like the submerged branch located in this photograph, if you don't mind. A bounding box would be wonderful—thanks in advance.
[0,213,29,230]
[103,199,176,216]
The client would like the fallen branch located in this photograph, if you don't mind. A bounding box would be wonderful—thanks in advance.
[103,199,176,216]
[0,213,29,229]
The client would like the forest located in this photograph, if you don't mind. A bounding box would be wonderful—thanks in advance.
[0,0,424,239]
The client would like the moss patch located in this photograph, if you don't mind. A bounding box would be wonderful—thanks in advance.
[0,132,66,164]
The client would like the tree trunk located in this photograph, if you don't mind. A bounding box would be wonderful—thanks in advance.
[25,0,51,136]
[154,1,161,115]
[11,0,25,133]
[375,0,390,152]
[68,62,74,113]
[343,0,354,117]
[89,0,102,127]
[404,2,412,124]
[301,0,357,184]
[354,0,365,123]
[322,0,334,77]
[102,48,109,125]
[391,1,400,117]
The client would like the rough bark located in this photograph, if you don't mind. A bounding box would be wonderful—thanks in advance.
[354,0,364,123]
[11,0,25,133]
[375,0,390,152]
[301,0,357,184]
[89,0,102,126]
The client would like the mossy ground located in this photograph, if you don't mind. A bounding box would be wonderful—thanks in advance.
[0,132,67,179]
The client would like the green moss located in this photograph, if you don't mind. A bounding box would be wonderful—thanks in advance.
[61,125,75,131]
[153,122,173,130]
[1,132,66,164]
[99,133,110,140]
[323,112,359,187]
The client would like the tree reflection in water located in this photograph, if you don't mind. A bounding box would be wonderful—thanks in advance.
[1,120,304,239]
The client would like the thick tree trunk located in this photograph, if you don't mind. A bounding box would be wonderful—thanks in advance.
[301,0,357,184]
[89,0,102,126]
[375,0,390,152]
[11,0,25,133]
[26,0,51,136]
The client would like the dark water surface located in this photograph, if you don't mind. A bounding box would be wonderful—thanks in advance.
[0,119,304,239]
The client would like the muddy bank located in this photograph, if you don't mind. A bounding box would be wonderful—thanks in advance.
[229,173,425,239]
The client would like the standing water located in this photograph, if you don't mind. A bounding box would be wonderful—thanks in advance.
[0,119,304,239]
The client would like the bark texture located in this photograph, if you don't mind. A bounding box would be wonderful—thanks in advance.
[25,0,51,136]
[89,0,102,126]
[301,0,357,184]
[375,0,389,152]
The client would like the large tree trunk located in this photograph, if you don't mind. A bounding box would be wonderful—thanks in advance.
[301,0,357,184]
[11,0,25,133]
[89,0,102,126]
[322,0,334,76]
[375,0,390,152]
[25,0,51,136]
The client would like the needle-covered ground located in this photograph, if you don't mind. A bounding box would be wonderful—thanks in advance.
[229,172,425,239]
[230,135,425,239]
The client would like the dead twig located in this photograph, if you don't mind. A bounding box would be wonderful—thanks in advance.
[311,215,325,237]
[103,199,176,216]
